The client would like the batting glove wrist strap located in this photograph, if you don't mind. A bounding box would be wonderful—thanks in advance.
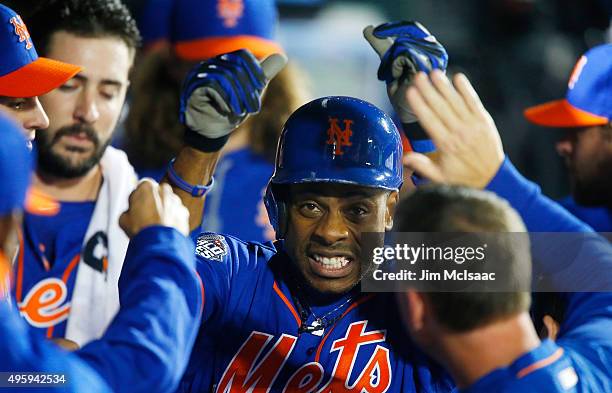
[184,128,231,152]
[166,158,215,197]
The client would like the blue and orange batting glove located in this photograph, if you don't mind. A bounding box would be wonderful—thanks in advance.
[364,21,448,184]
[179,49,286,151]
[364,21,448,126]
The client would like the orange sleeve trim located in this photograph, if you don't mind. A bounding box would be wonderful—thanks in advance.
[273,280,301,327]
[516,348,564,379]
[314,294,375,363]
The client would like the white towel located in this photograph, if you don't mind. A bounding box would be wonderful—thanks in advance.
[65,146,137,346]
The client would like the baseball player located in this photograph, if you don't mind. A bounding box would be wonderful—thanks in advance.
[524,44,612,232]
[6,0,142,346]
[171,23,456,392]
[0,111,203,393]
[400,66,612,391]
[522,44,612,339]
[12,0,207,347]
[0,3,80,144]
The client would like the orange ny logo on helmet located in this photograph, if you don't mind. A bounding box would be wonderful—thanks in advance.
[9,15,33,50]
[18,278,71,328]
[217,0,244,28]
[326,117,354,155]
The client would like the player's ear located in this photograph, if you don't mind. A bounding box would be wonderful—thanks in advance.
[385,191,399,231]
[396,290,426,334]
[265,184,289,240]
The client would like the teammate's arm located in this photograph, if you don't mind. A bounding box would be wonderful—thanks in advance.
[161,50,287,231]
[403,69,612,272]
[403,69,612,330]
[0,303,113,393]
[404,72,612,390]
[75,180,203,393]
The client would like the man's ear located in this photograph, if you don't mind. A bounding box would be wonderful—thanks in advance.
[385,190,400,231]
[396,289,426,334]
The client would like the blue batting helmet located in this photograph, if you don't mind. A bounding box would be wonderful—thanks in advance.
[264,96,403,237]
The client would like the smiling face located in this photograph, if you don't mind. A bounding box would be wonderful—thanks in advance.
[283,183,398,295]
[35,31,132,178]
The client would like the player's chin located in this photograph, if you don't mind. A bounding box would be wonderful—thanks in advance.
[309,278,359,295]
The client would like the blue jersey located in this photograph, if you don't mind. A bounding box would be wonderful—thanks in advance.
[14,202,94,339]
[463,291,612,392]
[201,148,275,243]
[178,233,454,392]
[0,302,112,393]
[463,292,612,392]
[463,339,581,393]
[559,196,612,232]
[466,159,612,392]
[1,226,203,393]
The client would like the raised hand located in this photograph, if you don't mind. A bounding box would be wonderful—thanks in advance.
[403,70,504,188]
[179,49,287,141]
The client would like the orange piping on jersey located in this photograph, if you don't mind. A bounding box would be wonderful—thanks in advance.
[516,348,564,379]
[46,324,55,338]
[314,294,376,363]
[273,280,301,327]
[46,253,80,338]
[61,254,80,283]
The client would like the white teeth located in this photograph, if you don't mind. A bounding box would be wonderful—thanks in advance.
[312,254,350,269]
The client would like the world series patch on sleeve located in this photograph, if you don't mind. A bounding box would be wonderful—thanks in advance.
[195,233,229,261]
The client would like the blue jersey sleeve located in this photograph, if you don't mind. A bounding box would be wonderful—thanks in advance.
[193,232,275,324]
[0,303,112,393]
[486,158,612,386]
[76,226,202,393]
[486,158,612,291]
[486,158,593,232]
